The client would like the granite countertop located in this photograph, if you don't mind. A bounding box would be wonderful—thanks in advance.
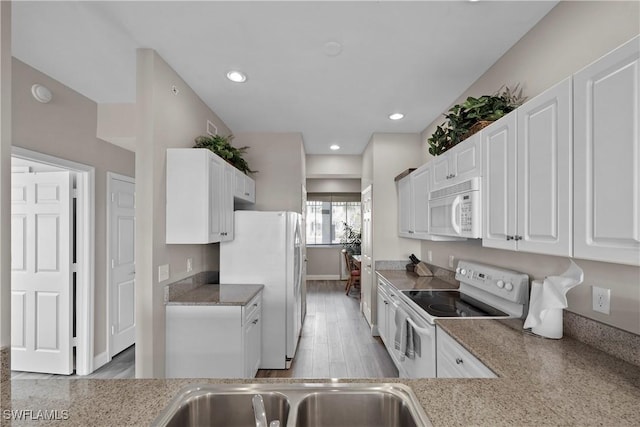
[4,271,639,426]
[165,283,264,306]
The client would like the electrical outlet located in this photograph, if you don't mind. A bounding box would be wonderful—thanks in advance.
[427,250,433,263]
[186,258,193,273]
[592,286,611,315]
[448,255,455,268]
[158,264,170,282]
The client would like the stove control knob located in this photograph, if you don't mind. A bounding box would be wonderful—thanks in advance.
[456,267,461,274]
[505,282,514,292]
[460,269,467,275]
[496,280,505,289]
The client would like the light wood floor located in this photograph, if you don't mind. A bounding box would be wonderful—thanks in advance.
[11,345,135,379]
[256,280,399,379]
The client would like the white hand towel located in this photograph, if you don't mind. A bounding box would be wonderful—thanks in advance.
[524,260,584,338]
[406,322,415,359]
[394,306,409,361]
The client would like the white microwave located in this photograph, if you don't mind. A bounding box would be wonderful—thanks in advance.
[428,177,482,239]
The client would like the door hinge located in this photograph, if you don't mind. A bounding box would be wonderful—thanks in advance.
[72,337,78,347]
[111,259,115,269]
[111,193,115,203]
[111,325,115,335]
[71,263,78,272]
[73,188,79,198]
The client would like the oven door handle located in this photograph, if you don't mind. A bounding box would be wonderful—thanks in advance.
[406,317,433,337]
[451,196,462,235]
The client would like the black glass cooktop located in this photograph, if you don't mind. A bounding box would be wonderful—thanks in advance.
[400,290,509,318]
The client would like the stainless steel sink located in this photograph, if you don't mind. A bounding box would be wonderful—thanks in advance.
[156,388,290,427]
[152,383,432,427]
[294,391,421,427]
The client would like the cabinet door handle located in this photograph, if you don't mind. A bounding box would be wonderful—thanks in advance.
[244,192,250,196]
[455,358,463,365]
[408,230,414,234]
[253,303,258,308]
[252,319,259,324]
[514,235,522,241]
[506,235,513,241]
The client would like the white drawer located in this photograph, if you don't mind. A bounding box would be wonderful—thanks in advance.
[242,292,262,325]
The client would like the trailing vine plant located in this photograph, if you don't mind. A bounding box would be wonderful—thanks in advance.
[428,84,526,156]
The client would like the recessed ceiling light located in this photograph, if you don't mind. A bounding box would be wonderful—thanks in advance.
[330,144,340,151]
[389,113,404,120]
[226,71,247,83]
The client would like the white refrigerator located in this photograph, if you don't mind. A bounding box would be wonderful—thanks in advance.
[220,211,304,369]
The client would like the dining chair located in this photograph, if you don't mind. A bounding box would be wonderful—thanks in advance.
[342,249,361,295]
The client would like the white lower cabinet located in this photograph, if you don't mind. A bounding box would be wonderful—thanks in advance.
[376,278,400,366]
[436,326,495,378]
[165,292,262,378]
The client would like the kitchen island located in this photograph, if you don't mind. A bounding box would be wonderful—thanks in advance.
[3,271,639,426]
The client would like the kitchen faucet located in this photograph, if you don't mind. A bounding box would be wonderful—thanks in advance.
[252,394,280,427]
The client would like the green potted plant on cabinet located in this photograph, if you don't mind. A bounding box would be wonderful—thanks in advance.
[193,134,257,174]
[427,85,526,156]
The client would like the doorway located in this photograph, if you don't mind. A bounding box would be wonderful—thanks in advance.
[10,147,95,375]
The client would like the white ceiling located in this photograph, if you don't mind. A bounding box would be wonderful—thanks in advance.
[12,1,557,155]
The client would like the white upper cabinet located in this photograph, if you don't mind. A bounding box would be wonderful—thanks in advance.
[431,133,482,191]
[573,36,640,266]
[483,111,518,250]
[221,164,235,241]
[397,163,431,239]
[233,168,256,204]
[517,77,573,257]
[483,77,573,257]
[411,164,431,238]
[166,148,235,244]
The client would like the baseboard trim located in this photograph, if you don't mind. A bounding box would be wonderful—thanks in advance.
[92,351,110,372]
[306,274,341,281]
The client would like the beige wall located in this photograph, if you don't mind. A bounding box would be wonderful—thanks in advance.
[419,1,640,334]
[368,133,423,261]
[306,154,362,178]
[135,49,230,378]
[234,132,305,213]
[307,246,343,277]
[12,58,136,358]
[0,1,10,349]
[306,178,361,194]
[96,103,136,152]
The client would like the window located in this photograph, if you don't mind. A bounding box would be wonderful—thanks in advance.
[306,193,361,245]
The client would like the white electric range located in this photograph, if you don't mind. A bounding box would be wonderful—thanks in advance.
[390,260,529,378]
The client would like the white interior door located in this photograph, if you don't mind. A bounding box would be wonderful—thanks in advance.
[11,171,73,375]
[109,175,136,357]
